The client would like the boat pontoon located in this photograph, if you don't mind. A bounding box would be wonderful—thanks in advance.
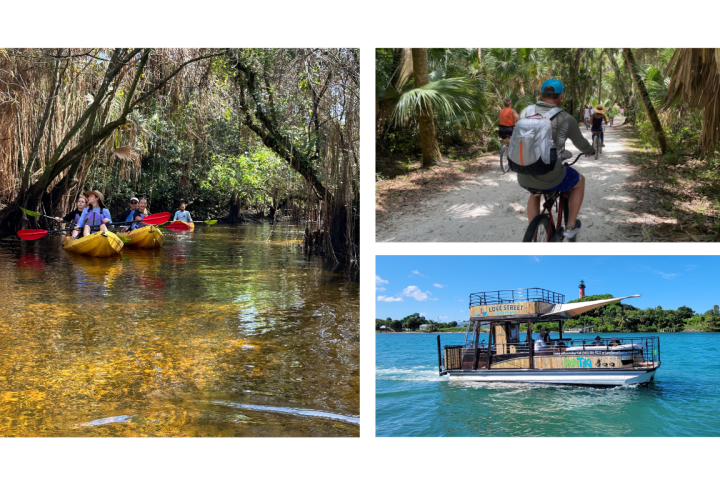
[437,288,660,386]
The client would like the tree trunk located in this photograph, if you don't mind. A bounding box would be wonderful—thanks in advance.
[606,49,635,124]
[598,50,603,104]
[623,48,668,153]
[411,48,442,168]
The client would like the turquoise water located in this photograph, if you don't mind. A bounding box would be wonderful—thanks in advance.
[376,332,720,436]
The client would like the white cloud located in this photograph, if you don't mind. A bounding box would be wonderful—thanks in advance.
[410,270,429,278]
[433,283,447,289]
[531,256,541,263]
[420,312,427,317]
[376,275,389,286]
[377,295,403,302]
[403,285,431,301]
[653,270,679,279]
[439,316,449,320]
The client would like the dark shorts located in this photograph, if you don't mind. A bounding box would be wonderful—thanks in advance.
[523,167,580,193]
[498,125,514,139]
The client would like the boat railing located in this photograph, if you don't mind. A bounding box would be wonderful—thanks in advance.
[469,288,565,306]
[440,336,660,372]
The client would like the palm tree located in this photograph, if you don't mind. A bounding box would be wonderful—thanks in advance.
[623,48,669,153]
[664,48,720,155]
[412,49,442,167]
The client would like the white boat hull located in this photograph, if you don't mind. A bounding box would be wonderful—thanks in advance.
[447,368,658,386]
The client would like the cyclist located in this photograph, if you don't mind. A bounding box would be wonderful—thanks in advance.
[498,98,519,145]
[583,105,591,129]
[516,79,595,239]
[591,105,609,147]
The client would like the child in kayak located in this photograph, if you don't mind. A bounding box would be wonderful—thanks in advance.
[74,190,112,237]
[54,195,87,239]
[173,203,193,222]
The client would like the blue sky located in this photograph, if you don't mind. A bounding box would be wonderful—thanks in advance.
[376,256,716,322]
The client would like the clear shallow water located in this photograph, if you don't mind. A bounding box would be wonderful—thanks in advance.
[0,224,358,436]
[376,332,720,437]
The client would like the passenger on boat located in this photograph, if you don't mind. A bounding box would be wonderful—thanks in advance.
[118,197,139,233]
[173,203,193,222]
[74,190,112,237]
[609,337,621,346]
[534,334,548,352]
[54,195,87,239]
[592,336,604,346]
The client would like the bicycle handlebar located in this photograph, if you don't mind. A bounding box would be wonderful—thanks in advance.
[563,152,585,167]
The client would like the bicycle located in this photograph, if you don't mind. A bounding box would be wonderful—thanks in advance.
[591,124,605,159]
[522,153,584,243]
[499,144,510,173]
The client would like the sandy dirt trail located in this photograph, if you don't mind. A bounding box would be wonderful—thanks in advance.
[377,123,644,242]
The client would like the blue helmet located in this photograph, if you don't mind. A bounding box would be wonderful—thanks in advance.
[541,78,564,94]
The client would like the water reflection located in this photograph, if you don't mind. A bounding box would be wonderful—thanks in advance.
[0,224,358,437]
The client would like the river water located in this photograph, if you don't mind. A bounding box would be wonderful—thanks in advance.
[0,224,358,436]
[376,332,720,436]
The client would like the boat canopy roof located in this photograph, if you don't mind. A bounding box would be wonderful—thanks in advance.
[541,294,641,318]
[468,292,641,322]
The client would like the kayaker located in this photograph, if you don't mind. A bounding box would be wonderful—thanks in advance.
[173,203,193,222]
[54,195,87,239]
[131,197,150,230]
[118,197,139,233]
[74,190,112,237]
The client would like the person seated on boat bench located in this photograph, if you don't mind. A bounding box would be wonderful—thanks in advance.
[55,195,87,239]
[173,203,193,222]
[74,190,112,237]
[118,197,139,233]
[592,336,604,346]
[609,337,621,346]
[534,333,549,352]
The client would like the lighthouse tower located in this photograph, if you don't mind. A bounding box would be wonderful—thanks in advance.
[579,280,586,299]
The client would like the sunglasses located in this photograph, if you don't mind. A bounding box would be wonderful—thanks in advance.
[131,201,138,204]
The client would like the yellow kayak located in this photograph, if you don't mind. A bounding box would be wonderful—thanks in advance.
[125,225,165,249]
[168,220,194,231]
[63,230,124,257]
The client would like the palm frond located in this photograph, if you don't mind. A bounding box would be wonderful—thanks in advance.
[392,77,479,128]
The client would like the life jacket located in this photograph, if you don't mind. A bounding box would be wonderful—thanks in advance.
[85,208,106,227]
[507,105,562,175]
[131,211,146,230]
[73,212,81,226]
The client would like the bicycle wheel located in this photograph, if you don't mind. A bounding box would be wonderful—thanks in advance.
[499,145,510,173]
[523,214,555,243]
[594,135,599,159]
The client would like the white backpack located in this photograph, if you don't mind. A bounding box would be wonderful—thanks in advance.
[507,105,562,175]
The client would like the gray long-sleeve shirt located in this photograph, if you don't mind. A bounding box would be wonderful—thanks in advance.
[516,101,593,190]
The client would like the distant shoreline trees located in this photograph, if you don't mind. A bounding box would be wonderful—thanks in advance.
[378,297,720,333]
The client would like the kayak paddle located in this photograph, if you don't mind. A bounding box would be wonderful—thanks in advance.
[17,228,75,241]
[110,212,172,227]
[20,207,55,221]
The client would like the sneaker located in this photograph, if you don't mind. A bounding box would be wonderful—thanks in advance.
[563,220,582,238]
[602,143,605,147]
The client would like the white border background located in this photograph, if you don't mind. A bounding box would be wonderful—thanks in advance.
[2,0,719,477]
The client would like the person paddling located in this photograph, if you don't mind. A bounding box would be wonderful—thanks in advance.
[173,203,193,222]
[74,190,112,237]
[54,195,87,239]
